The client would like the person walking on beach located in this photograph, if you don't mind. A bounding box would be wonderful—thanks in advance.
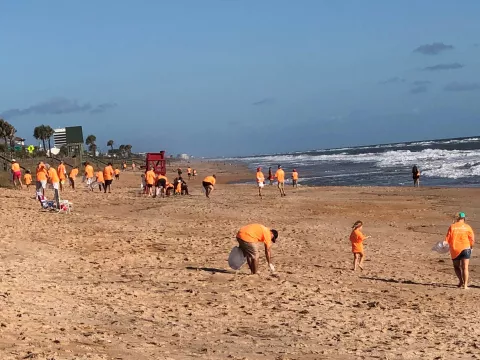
[275,165,286,197]
[36,161,48,196]
[444,212,475,289]
[57,161,67,192]
[256,167,265,197]
[103,162,114,193]
[236,224,278,275]
[23,170,32,190]
[132,161,136,172]
[350,221,370,271]
[145,168,156,196]
[96,169,105,192]
[84,162,95,191]
[193,169,197,178]
[114,168,120,180]
[45,164,60,210]
[202,175,216,198]
[187,167,192,180]
[412,165,420,187]
[69,166,79,190]
[268,167,274,185]
[292,169,299,188]
[11,159,23,189]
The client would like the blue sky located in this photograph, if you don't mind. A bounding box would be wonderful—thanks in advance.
[1,1,479,157]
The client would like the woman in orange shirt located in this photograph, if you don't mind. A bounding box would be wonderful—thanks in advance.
[23,170,32,190]
[444,212,475,289]
[202,175,216,198]
[350,220,370,271]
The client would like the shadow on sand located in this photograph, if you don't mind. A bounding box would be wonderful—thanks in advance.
[186,266,234,274]
[361,276,480,289]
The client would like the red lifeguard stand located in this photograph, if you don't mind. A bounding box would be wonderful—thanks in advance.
[145,151,166,175]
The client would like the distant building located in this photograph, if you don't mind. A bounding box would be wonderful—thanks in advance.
[177,153,189,160]
[13,137,25,146]
[53,128,67,147]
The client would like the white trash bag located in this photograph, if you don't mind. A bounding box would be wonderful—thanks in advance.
[432,241,450,254]
[228,246,246,270]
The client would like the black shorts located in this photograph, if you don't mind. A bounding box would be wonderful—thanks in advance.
[147,184,153,188]
[203,181,212,188]
[115,174,119,179]
[105,179,113,186]
[454,248,472,261]
[156,178,167,188]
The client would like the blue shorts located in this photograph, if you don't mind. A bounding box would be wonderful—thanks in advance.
[453,248,471,261]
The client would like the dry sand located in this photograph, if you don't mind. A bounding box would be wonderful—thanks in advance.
[1,161,480,360]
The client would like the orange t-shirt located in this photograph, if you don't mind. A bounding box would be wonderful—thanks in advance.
[157,174,167,182]
[166,182,174,189]
[48,168,60,183]
[103,165,114,181]
[85,165,94,179]
[445,222,475,259]
[36,163,47,181]
[114,169,120,175]
[11,163,20,172]
[292,171,299,180]
[350,229,366,254]
[146,170,156,185]
[96,171,104,183]
[70,168,79,178]
[256,171,265,183]
[203,176,216,185]
[275,169,285,182]
[57,164,66,180]
[237,224,273,249]
[24,174,32,185]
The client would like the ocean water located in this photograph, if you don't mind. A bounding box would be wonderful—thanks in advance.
[227,136,480,187]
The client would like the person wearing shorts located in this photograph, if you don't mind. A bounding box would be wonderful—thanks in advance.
[292,169,299,188]
[36,161,48,196]
[444,212,475,289]
[11,159,23,189]
[84,162,95,191]
[103,163,114,193]
[202,175,216,198]
[145,169,156,196]
[114,168,120,180]
[275,165,286,197]
[69,167,79,190]
[46,164,61,210]
[156,174,167,198]
[256,167,265,197]
[236,224,279,274]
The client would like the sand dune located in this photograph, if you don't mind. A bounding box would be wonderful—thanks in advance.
[1,162,480,359]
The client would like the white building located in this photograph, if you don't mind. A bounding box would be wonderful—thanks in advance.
[53,128,67,147]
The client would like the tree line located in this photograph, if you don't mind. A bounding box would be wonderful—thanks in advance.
[0,118,133,158]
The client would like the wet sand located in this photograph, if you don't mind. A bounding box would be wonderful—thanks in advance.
[1,161,480,360]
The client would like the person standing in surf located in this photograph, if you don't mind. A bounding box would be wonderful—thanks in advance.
[256,167,265,197]
[268,167,274,185]
[412,165,420,187]
[275,165,286,197]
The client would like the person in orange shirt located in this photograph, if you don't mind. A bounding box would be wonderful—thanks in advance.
[275,165,286,197]
[11,159,23,189]
[187,167,192,180]
[165,182,174,196]
[57,161,67,191]
[444,212,475,289]
[45,164,61,209]
[236,224,279,274]
[69,166,79,190]
[96,170,105,192]
[350,220,370,271]
[122,162,127,172]
[23,170,32,190]
[256,167,265,197]
[36,161,48,196]
[103,162,114,193]
[202,175,216,198]
[84,162,95,191]
[145,168,156,196]
[292,169,299,188]
[155,173,168,198]
[114,168,120,180]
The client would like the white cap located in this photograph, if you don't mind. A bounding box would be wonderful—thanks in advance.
[11,159,16,162]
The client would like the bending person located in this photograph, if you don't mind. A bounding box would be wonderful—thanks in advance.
[236,224,278,274]
[202,175,216,198]
[444,212,475,289]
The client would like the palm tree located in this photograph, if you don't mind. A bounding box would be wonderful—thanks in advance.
[119,144,125,158]
[44,125,54,156]
[107,139,114,154]
[0,118,16,150]
[125,144,132,158]
[33,125,48,153]
[85,134,97,157]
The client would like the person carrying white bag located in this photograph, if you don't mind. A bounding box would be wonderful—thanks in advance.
[230,224,278,274]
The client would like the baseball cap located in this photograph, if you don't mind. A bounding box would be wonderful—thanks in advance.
[458,212,466,219]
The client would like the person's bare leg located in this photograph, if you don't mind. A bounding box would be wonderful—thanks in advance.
[358,253,365,270]
[246,256,253,273]
[251,258,259,274]
[352,254,357,271]
[462,259,469,289]
[453,260,463,287]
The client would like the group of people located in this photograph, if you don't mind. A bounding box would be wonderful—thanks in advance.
[256,165,299,197]
[141,169,190,197]
[84,162,121,193]
[177,167,198,180]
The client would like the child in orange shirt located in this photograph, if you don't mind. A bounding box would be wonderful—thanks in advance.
[23,170,32,190]
[350,220,370,271]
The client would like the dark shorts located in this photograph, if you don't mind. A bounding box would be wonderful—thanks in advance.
[147,184,153,188]
[105,179,113,186]
[156,178,167,188]
[115,174,119,179]
[203,181,213,188]
[454,248,472,261]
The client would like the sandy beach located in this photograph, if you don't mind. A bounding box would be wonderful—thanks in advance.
[1,161,480,360]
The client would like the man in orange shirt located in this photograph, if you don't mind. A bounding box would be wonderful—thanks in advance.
[444,212,475,289]
[275,165,286,197]
[256,167,265,197]
[103,162,114,193]
[292,169,299,188]
[36,161,48,196]
[11,159,23,189]
[96,169,105,192]
[84,162,95,191]
[236,224,279,274]
[46,164,61,209]
[57,161,67,191]
[202,175,216,198]
[114,168,120,180]
[69,166,79,190]
[155,173,168,198]
[187,167,192,180]
[145,168,156,196]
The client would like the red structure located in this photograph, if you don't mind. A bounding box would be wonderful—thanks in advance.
[145,151,166,175]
